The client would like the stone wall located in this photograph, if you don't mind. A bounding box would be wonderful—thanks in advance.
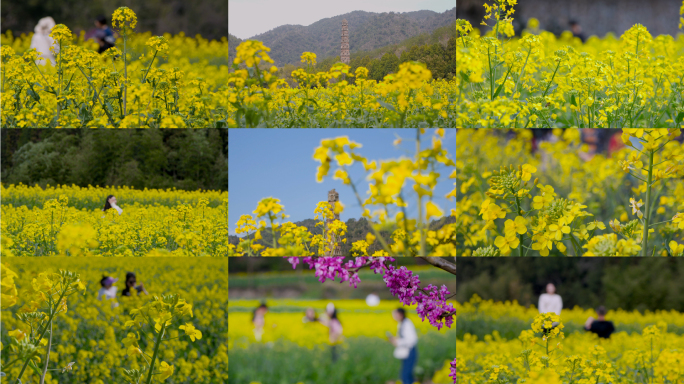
[457,0,682,38]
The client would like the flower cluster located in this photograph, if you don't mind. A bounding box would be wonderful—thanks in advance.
[2,267,86,384]
[300,51,317,66]
[49,24,72,45]
[112,6,138,30]
[287,257,456,330]
[145,35,170,59]
[121,293,199,383]
[449,358,457,382]
[233,40,274,67]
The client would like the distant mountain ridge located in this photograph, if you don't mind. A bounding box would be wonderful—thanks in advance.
[229,7,455,66]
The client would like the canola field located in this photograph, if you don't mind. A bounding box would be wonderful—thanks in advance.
[228,41,455,128]
[456,1,684,128]
[1,258,228,384]
[228,299,456,384]
[1,7,230,128]
[1,184,229,256]
[457,296,684,384]
[456,128,684,256]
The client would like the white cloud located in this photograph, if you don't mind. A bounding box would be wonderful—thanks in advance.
[229,0,455,39]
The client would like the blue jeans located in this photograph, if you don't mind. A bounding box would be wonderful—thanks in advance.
[400,346,417,384]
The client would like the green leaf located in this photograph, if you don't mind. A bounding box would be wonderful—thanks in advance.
[376,100,396,112]
[675,111,684,125]
[569,234,582,256]
[492,65,514,99]
[27,88,40,102]
[28,359,41,376]
[570,94,577,107]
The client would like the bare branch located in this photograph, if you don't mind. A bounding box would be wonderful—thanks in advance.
[419,257,457,275]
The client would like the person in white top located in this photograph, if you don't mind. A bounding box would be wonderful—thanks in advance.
[389,308,418,384]
[252,303,268,342]
[538,283,563,316]
[29,17,57,66]
[97,276,119,308]
[103,195,123,215]
[320,303,344,362]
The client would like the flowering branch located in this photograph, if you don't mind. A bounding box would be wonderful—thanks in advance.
[286,256,457,382]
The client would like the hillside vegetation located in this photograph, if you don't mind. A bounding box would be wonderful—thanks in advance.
[229,7,455,66]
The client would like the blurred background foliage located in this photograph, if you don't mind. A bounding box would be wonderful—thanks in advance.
[1,129,228,191]
[457,258,684,312]
[1,0,227,40]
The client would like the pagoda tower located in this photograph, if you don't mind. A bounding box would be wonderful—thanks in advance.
[325,189,343,256]
[341,19,350,64]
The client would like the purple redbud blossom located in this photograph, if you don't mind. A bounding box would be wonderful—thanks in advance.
[449,358,456,383]
[286,256,455,330]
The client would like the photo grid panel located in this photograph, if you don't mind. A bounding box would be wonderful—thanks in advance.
[0,127,229,383]
[1,1,229,128]
[228,128,456,256]
[228,0,456,127]
[456,258,684,383]
[228,257,456,384]
[456,128,684,256]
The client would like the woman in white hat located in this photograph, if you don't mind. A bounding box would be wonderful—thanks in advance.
[29,17,58,66]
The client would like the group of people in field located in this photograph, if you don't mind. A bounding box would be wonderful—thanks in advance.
[539,283,615,338]
[98,271,149,308]
[29,15,116,65]
[252,296,420,384]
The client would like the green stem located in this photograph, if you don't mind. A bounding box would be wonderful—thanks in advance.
[416,129,425,256]
[641,150,654,256]
[39,320,53,384]
[488,46,494,100]
[123,25,128,116]
[144,323,165,384]
[515,196,524,257]
[542,60,561,97]
[348,177,392,254]
[271,217,276,250]
[142,50,158,84]
[513,47,532,98]
[14,283,70,384]
[545,337,549,368]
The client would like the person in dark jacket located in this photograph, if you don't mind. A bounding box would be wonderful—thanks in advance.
[569,20,586,43]
[584,305,615,338]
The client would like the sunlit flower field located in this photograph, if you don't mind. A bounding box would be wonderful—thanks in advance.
[1,184,228,256]
[1,258,228,384]
[457,295,684,384]
[1,7,229,128]
[228,299,455,384]
[228,41,455,127]
[456,0,684,128]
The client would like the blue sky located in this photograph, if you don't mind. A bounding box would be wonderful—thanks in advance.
[229,128,455,236]
[229,0,455,39]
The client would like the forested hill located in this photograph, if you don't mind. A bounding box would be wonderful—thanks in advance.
[242,7,455,65]
[228,33,242,64]
[228,215,455,256]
